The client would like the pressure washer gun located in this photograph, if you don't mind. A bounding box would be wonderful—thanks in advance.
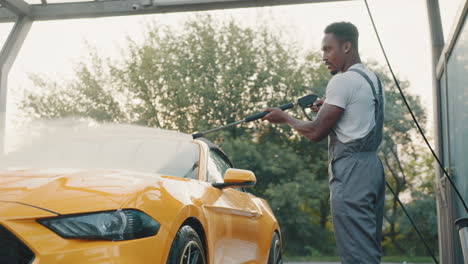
[192,94,319,139]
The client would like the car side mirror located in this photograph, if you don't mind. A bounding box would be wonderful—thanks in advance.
[212,168,256,189]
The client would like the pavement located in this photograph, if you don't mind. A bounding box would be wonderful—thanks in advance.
[285,263,428,264]
[285,262,344,264]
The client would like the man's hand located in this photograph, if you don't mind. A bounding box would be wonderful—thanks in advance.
[261,108,290,124]
[311,99,324,113]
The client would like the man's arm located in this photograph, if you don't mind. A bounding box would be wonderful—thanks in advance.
[262,103,344,142]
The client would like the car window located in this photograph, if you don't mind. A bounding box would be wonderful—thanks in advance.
[157,142,199,179]
[206,150,231,184]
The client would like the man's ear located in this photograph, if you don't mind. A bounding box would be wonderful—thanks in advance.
[343,42,352,53]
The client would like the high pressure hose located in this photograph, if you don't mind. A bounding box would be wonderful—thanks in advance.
[386,181,439,263]
[363,0,453,262]
[362,1,467,212]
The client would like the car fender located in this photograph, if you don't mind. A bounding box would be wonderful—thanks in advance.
[121,179,210,259]
[165,203,209,246]
[253,197,281,260]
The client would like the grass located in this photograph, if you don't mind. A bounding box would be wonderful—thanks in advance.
[381,256,434,262]
[283,255,434,263]
[284,256,341,262]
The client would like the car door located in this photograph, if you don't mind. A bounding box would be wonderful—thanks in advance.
[201,150,262,264]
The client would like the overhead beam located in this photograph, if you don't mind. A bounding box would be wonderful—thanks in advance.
[0,0,355,22]
[0,8,15,22]
[0,0,31,18]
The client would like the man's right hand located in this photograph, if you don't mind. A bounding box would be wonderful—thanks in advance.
[311,99,324,113]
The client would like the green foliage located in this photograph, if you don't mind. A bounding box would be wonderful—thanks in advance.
[399,191,438,256]
[284,255,434,263]
[21,15,436,257]
[369,62,437,256]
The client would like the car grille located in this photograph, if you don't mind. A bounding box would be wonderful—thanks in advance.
[0,225,34,264]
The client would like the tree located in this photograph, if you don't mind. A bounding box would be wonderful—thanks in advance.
[20,15,435,257]
[367,63,437,256]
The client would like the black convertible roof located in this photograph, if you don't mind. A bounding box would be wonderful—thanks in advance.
[196,138,234,168]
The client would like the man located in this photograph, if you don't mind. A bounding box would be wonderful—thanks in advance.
[262,22,385,263]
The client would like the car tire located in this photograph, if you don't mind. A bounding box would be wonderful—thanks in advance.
[166,225,207,264]
[267,232,282,264]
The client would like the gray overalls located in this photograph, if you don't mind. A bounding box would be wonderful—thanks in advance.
[328,68,385,263]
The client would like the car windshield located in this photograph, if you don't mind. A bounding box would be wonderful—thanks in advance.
[0,121,199,178]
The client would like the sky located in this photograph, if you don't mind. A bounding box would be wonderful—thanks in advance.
[0,0,464,146]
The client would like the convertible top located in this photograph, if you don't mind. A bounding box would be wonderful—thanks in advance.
[196,137,233,168]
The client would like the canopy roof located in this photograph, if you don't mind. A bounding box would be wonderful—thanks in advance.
[0,0,353,23]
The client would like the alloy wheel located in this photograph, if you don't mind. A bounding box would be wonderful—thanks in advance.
[179,241,205,264]
[272,239,282,264]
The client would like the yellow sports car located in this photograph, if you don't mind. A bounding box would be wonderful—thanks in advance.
[0,124,282,264]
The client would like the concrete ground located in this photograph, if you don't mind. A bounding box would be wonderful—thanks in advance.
[285,262,343,264]
[285,263,427,264]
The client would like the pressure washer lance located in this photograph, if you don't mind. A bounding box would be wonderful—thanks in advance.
[192,94,319,139]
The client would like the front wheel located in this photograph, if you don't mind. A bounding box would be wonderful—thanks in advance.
[267,232,282,264]
[166,225,207,264]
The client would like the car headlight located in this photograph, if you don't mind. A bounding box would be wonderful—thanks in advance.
[38,209,160,241]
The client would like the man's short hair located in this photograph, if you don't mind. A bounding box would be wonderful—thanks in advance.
[324,22,359,50]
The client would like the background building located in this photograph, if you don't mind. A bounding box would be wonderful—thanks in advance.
[433,1,468,263]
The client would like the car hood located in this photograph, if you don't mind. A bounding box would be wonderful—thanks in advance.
[0,168,165,215]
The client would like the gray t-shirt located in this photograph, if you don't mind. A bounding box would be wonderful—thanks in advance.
[324,63,384,143]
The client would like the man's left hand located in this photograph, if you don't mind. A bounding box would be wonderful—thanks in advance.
[261,108,290,124]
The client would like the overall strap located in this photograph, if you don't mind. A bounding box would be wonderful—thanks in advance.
[348,68,380,101]
[348,68,384,150]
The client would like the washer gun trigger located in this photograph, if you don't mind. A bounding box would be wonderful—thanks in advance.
[297,94,321,121]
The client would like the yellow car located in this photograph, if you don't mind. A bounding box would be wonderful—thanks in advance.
[0,124,282,264]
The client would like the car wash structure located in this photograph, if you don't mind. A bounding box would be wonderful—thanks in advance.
[431,1,468,263]
[0,0,466,263]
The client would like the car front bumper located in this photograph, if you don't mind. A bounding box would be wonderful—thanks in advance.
[0,203,170,264]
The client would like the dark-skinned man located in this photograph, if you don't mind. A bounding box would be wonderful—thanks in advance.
[262,22,385,263]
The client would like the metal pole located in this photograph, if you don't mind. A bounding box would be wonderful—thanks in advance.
[426,0,450,263]
[0,16,32,153]
[426,0,444,60]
